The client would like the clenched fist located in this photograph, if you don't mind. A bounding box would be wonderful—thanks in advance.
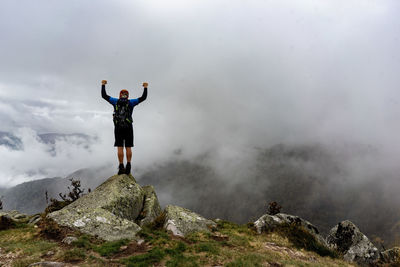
[142,82,148,88]
[102,80,107,85]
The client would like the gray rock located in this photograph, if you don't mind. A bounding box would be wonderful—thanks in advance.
[48,174,143,241]
[13,213,27,219]
[326,220,379,265]
[380,247,400,264]
[163,205,216,237]
[28,262,65,267]
[61,236,78,245]
[0,210,30,223]
[254,213,328,247]
[138,185,162,226]
[28,214,42,225]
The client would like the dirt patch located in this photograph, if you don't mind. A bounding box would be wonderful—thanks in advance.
[0,247,23,267]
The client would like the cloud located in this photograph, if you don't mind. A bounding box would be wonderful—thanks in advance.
[1,0,400,186]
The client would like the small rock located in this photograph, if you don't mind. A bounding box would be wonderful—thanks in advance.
[62,236,78,245]
[28,214,42,225]
[119,245,128,251]
[137,239,145,245]
[46,251,55,256]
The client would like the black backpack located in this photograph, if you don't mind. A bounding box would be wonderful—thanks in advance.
[113,98,133,128]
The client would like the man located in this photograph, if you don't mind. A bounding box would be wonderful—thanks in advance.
[101,80,148,175]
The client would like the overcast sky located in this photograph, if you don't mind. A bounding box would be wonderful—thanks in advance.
[1,0,400,186]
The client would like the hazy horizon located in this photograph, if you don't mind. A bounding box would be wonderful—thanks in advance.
[1,0,400,188]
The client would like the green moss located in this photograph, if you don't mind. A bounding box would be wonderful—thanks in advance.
[94,239,129,257]
[122,247,166,267]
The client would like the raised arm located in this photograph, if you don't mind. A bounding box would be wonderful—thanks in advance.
[138,87,147,103]
[101,80,110,101]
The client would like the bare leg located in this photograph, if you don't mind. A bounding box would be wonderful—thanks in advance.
[117,147,124,164]
[126,147,132,163]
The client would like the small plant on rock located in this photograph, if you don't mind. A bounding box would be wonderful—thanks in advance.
[44,177,89,214]
[267,201,282,215]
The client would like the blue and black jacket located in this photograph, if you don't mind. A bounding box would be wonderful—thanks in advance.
[101,84,147,124]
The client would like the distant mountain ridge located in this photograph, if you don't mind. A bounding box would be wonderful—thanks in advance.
[1,166,114,214]
[0,131,94,151]
[2,142,400,246]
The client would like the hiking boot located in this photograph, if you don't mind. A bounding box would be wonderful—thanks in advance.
[125,162,131,175]
[118,163,125,175]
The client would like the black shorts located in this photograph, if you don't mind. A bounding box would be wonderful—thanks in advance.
[114,124,134,147]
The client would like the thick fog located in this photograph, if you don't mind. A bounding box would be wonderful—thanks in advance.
[1,0,400,190]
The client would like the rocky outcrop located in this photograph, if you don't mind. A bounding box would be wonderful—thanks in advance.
[138,185,162,226]
[48,174,144,241]
[163,205,216,237]
[381,247,400,265]
[254,213,327,247]
[0,210,40,230]
[326,220,379,265]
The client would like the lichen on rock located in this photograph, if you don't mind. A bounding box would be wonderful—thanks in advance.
[138,185,162,226]
[163,205,216,237]
[326,220,379,265]
[254,213,327,247]
[47,174,143,241]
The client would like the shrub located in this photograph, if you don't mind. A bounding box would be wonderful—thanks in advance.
[267,201,282,215]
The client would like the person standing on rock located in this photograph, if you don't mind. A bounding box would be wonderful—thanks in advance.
[101,80,148,175]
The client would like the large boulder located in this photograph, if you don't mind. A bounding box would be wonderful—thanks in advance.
[47,174,144,241]
[326,220,379,265]
[381,247,400,265]
[163,205,216,237]
[138,185,162,226]
[254,213,327,247]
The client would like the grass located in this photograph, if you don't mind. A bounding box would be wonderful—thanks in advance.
[0,218,356,267]
[72,234,95,249]
[225,253,266,267]
[122,247,166,267]
[61,248,86,262]
[0,224,57,255]
[194,241,220,254]
[93,239,130,257]
[275,223,338,258]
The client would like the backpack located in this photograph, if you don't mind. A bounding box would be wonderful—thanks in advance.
[113,98,133,128]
